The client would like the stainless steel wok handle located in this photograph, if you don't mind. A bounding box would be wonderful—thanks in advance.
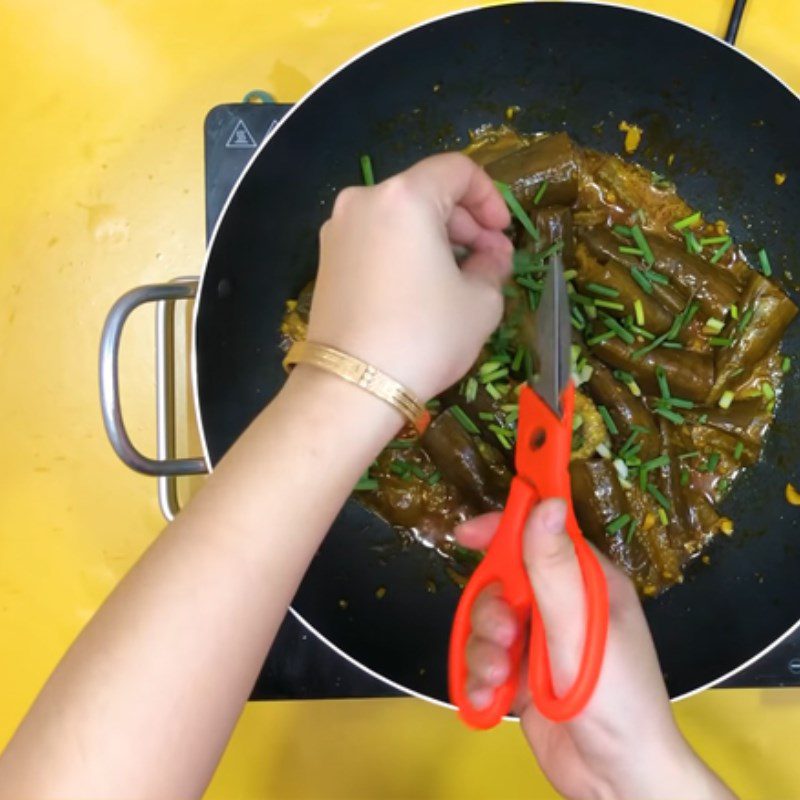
[99,279,208,517]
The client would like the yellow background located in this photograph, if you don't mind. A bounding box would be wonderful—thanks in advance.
[1,1,799,797]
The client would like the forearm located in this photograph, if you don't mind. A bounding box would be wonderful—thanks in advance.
[0,366,399,799]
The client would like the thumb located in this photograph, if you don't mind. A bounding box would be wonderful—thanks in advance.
[522,498,588,695]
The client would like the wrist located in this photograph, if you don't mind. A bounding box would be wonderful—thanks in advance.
[603,731,733,800]
[280,363,404,452]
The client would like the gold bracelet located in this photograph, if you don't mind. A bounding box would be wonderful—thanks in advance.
[283,341,430,435]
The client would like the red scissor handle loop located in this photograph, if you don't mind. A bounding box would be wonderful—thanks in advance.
[448,382,609,729]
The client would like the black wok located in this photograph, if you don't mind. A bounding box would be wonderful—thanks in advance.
[194,2,800,703]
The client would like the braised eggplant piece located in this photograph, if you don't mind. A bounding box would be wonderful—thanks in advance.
[682,399,770,464]
[574,243,674,334]
[585,358,660,461]
[577,226,686,314]
[584,227,740,318]
[591,334,714,403]
[421,409,511,511]
[484,132,580,209]
[569,459,650,579]
[282,124,797,598]
[710,272,798,400]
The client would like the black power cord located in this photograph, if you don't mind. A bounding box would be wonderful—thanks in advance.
[725,0,748,45]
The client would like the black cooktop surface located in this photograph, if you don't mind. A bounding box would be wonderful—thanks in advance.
[204,100,800,699]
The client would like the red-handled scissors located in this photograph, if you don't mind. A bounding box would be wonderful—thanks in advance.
[448,254,609,729]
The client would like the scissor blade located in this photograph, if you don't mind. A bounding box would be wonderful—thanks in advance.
[530,252,571,417]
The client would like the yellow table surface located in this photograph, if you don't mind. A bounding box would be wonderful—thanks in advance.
[1,1,799,797]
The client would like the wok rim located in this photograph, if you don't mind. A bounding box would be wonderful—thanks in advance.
[190,0,800,708]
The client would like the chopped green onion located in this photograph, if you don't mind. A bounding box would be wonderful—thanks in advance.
[647,271,669,286]
[360,154,375,185]
[681,303,700,328]
[632,331,670,359]
[512,347,525,372]
[354,477,378,491]
[564,269,578,281]
[594,299,626,312]
[464,377,478,403]
[718,390,735,409]
[647,483,672,510]
[631,424,651,434]
[643,454,670,472]
[634,298,645,326]
[730,304,739,320]
[600,314,635,344]
[680,468,690,487]
[673,211,702,231]
[494,181,540,243]
[684,232,702,254]
[734,441,744,461]
[485,383,502,401]
[480,367,509,384]
[428,470,442,485]
[598,405,619,435]
[706,452,721,472]
[782,356,791,373]
[613,224,633,237]
[631,225,655,265]
[710,240,733,264]
[587,282,620,298]
[718,478,729,494]
[426,399,441,410]
[515,276,543,290]
[618,430,641,456]
[700,236,732,246]
[704,317,725,334]
[388,439,413,449]
[533,181,549,205]
[630,267,654,295]
[679,451,701,460]
[656,366,671,399]
[478,411,496,421]
[572,413,584,432]
[667,397,694,409]
[493,429,512,450]
[758,248,773,277]
[587,330,618,346]
[480,360,502,374]
[738,308,754,332]
[662,342,683,350]
[571,293,596,308]
[761,381,775,400]
[630,323,655,340]
[626,518,638,545]
[709,337,733,347]
[654,406,684,424]
[658,507,669,526]
[450,405,480,434]
[698,413,709,424]
[606,513,632,535]
[619,246,645,256]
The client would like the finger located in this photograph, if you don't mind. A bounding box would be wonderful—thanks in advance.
[465,637,511,686]
[454,511,503,549]
[401,152,510,230]
[470,591,518,648]
[460,244,513,288]
[522,498,587,694]
[447,205,514,255]
[465,679,495,711]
